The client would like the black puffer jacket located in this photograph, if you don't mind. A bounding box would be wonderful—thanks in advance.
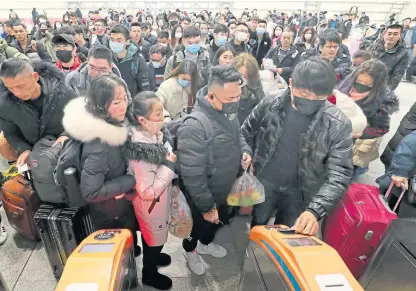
[62,97,136,224]
[177,86,252,213]
[242,89,354,218]
[381,102,416,169]
[0,62,77,155]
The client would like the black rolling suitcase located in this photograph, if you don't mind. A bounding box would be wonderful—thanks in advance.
[359,218,416,290]
[34,204,94,278]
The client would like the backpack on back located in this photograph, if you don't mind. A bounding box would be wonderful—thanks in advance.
[28,136,67,204]
[166,110,214,171]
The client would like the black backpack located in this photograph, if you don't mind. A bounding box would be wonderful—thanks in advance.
[28,136,67,204]
[166,110,214,172]
[53,139,86,207]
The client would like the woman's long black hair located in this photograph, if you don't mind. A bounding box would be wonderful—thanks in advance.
[338,59,388,105]
[85,74,129,125]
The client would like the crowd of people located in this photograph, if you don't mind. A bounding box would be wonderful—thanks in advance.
[0,5,415,290]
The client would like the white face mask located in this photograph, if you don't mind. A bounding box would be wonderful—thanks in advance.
[236,31,247,42]
[141,118,164,135]
[304,33,312,40]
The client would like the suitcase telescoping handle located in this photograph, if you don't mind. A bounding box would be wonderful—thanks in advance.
[384,181,406,212]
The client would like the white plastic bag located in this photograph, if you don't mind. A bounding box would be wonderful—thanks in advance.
[169,186,193,239]
[227,170,265,207]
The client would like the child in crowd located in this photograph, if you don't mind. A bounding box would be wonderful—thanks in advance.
[123,91,176,290]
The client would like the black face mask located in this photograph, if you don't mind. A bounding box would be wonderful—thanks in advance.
[170,20,178,27]
[56,50,73,63]
[353,81,372,93]
[293,95,326,116]
[40,29,47,34]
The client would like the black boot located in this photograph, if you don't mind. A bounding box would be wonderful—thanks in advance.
[158,253,171,267]
[134,245,142,257]
[142,270,172,290]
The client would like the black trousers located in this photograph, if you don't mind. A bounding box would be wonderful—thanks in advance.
[182,203,229,252]
[406,65,416,81]
[142,234,163,274]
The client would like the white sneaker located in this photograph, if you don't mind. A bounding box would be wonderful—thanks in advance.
[185,250,206,275]
[0,224,8,246]
[197,242,227,258]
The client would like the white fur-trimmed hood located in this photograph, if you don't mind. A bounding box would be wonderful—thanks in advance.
[62,97,129,146]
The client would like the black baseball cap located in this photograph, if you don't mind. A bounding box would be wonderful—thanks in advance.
[52,34,75,47]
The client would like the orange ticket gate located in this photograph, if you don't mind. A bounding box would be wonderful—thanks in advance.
[55,229,138,291]
[239,225,364,291]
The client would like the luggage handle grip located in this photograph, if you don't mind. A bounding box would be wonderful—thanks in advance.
[384,181,406,212]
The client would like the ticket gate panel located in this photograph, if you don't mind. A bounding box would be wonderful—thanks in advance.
[240,226,364,291]
[55,229,138,291]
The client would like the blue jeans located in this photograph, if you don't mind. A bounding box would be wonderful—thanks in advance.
[408,48,414,64]
[352,166,368,182]
[251,179,305,228]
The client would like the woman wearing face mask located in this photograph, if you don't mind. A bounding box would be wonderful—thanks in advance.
[62,74,141,257]
[338,59,399,179]
[199,22,210,47]
[295,27,316,52]
[62,13,70,26]
[212,45,236,66]
[170,24,183,48]
[233,53,265,124]
[272,25,284,48]
[156,60,199,117]
[151,21,159,37]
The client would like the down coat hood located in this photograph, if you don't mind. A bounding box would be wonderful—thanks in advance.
[62,97,128,147]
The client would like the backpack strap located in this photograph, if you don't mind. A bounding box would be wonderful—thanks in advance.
[183,111,214,168]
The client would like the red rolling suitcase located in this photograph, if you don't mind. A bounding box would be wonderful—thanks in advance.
[323,182,406,279]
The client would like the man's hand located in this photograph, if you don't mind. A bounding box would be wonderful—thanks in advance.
[53,136,69,147]
[241,152,252,170]
[203,208,219,224]
[392,175,409,190]
[276,68,283,75]
[292,211,319,236]
[17,150,31,166]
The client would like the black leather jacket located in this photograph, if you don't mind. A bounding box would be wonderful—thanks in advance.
[241,90,354,218]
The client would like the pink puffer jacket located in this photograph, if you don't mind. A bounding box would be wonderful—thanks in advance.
[124,128,175,247]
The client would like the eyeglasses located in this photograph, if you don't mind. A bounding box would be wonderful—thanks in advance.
[324,45,339,50]
[89,64,110,73]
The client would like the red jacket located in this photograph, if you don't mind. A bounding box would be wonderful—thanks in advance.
[56,55,82,73]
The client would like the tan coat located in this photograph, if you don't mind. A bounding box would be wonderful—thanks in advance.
[156,77,190,118]
[353,137,383,168]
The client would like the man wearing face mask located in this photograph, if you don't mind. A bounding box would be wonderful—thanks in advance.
[164,26,211,88]
[52,34,82,74]
[177,65,252,275]
[228,22,251,56]
[242,58,353,236]
[110,25,150,97]
[250,19,271,66]
[148,45,167,91]
[208,24,229,61]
